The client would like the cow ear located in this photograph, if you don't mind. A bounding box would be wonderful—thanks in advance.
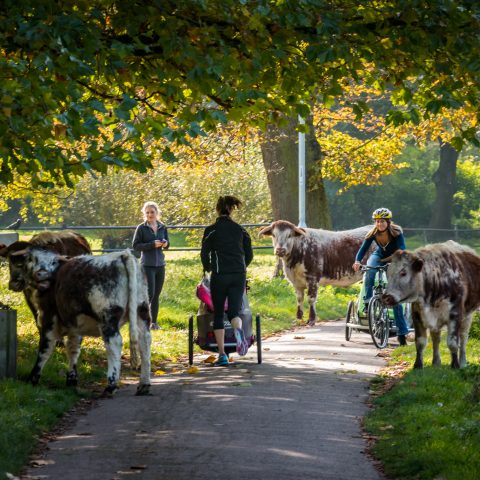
[412,256,424,272]
[259,225,273,236]
[58,255,70,264]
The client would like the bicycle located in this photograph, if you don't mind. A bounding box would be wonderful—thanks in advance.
[345,264,402,349]
[365,264,390,348]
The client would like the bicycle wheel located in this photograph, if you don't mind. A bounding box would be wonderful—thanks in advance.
[368,296,389,349]
[345,301,354,341]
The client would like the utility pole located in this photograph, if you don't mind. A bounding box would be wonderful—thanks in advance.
[298,115,307,228]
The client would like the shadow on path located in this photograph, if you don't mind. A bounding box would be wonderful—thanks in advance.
[22,320,386,480]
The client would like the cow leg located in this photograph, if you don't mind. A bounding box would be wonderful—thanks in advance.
[430,330,442,367]
[412,312,427,369]
[458,313,473,368]
[28,326,57,385]
[65,334,82,386]
[103,331,123,395]
[295,288,304,321]
[446,309,462,369]
[307,282,318,326]
[135,303,152,396]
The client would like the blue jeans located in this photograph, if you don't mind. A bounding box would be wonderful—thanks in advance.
[364,254,409,336]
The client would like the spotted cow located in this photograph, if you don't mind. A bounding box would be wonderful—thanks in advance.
[14,247,151,395]
[0,231,92,329]
[260,220,372,325]
[383,241,480,369]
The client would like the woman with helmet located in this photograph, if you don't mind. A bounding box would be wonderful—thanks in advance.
[352,208,409,346]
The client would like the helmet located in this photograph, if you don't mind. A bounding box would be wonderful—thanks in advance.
[372,207,392,220]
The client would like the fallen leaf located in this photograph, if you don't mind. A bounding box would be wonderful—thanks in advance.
[187,366,200,374]
[154,369,166,375]
[379,425,394,430]
[203,355,216,364]
[294,336,305,340]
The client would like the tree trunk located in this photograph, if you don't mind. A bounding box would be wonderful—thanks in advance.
[260,115,331,228]
[261,115,331,277]
[428,140,458,241]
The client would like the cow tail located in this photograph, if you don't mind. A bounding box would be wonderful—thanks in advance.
[122,251,140,368]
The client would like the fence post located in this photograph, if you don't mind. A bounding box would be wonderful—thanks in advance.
[0,308,17,379]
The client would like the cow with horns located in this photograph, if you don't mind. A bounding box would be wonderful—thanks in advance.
[383,241,480,369]
[11,246,152,395]
[260,220,372,325]
[0,231,92,328]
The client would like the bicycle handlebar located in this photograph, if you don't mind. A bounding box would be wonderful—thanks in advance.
[359,264,390,272]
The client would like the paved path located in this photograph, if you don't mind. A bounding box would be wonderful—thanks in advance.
[22,320,387,480]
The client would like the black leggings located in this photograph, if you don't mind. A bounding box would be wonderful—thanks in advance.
[210,272,246,330]
[143,265,165,324]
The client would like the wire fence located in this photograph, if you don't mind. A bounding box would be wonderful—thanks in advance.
[4,223,480,253]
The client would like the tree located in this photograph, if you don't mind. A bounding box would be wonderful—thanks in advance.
[1,0,480,188]
[429,140,459,236]
[261,115,331,229]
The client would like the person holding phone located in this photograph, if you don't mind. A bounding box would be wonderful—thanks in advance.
[133,201,169,330]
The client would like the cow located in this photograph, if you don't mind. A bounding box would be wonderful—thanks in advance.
[260,220,372,325]
[12,246,151,396]
[382,241,480,369]
[0,231,92,329]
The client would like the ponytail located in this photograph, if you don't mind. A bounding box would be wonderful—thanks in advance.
[216,195,242,215]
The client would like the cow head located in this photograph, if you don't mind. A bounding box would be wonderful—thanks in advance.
[259,220,306,258]
[0,240,36,291]
[15,247,67,292]
[382,250,424,306]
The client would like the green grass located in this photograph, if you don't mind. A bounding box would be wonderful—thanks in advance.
[365,327,480,480]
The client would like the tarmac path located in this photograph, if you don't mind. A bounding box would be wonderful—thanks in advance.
[22,320,387,480]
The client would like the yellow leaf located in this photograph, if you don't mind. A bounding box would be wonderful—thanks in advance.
[187,366,200,374]
[203,355,216,364]
[154,369,166,375]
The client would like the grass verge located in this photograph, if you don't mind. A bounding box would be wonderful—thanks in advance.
[365,329,480,480]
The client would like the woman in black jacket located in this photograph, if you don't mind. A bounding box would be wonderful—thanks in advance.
[201,196,253,366]
[132,201,169,330]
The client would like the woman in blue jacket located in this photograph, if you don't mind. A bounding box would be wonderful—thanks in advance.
[132,201,169,330]
[352,208,409,346]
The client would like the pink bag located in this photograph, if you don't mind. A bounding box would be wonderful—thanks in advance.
[196,275,228,312]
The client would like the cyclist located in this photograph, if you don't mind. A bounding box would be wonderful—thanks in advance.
[352,208,409,346]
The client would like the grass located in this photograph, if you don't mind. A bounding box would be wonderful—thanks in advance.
[365,324,480,480]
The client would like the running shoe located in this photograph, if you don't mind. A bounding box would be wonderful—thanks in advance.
[214,353,229,367]
[234,328,249,356]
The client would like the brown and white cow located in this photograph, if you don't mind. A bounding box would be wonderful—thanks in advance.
[382,241,480,369]
[260,220,372,325]
[0,231,91,329]
[15,247,151,396]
